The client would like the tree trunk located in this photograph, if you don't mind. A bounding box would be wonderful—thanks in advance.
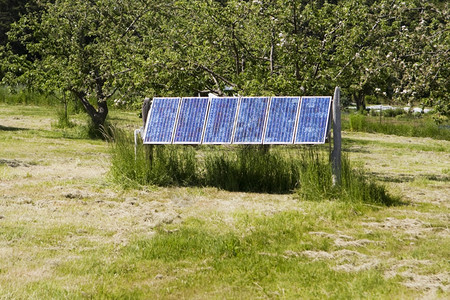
[92,100,108,128]
[354,91,365,112]
[270,31,275,75]
[72,90,109,129]
[231,24,240,76]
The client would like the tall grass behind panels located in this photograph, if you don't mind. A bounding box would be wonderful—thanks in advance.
[296,150,334,201]
[109,129,399,205]
[340,157,396,205]
[204,146,301,194]
[295,151,399,206]
[107,127,199,187]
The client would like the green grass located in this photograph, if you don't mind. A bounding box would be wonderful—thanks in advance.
[108,128,399,205]
[204,146,301,193]
[344,113,450,141]
[0,86,58,106]
[34,210,414,299]
[2,201,447,298]
[108,127,200,187]
[1,103,448,299]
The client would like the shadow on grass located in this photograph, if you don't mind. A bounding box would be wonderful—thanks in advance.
[370,172,450,183]
[0,124,28,132]
[343,147,371,154]
[369,172,415,183]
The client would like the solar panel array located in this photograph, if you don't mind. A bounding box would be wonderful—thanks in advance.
[143,96,331,145]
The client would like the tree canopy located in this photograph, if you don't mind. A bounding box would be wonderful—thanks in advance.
[1,0,448,126]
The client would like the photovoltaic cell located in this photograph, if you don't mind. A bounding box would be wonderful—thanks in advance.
[233,97,269,144]
[294,96,331,144]
[173,97,209,144]
[203,97,239,144]
[143,97,180,144]
[264,97,300,144]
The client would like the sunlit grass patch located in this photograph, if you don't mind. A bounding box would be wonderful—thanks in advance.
[113,211,410,298]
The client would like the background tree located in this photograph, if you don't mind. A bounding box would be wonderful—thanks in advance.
[3,0,171,128]
[2,0,448,125]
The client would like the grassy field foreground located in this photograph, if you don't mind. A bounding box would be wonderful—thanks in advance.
[0,104,449,299]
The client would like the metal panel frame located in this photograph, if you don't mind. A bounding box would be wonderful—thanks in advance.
[173,97,210,145]
[232,96,270,144]
[202,97,239,145]
[143,97,181,144]
[263,96,301,144]
[294,96,332,144]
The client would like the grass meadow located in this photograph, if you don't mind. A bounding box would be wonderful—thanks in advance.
[0,101,449,299]
[342,111,450,141]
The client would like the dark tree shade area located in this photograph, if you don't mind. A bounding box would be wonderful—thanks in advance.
[1,0,448,127]
[0,0,40,48]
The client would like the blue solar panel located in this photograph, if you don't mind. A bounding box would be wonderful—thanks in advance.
[173,97,209,144]
[143,97,180,144]
[294,96,331,144]
[264,97,300,144]
[233,97,270,144]
[203,97,239,144]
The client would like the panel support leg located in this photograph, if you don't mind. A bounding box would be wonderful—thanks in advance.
[332,86,342,186]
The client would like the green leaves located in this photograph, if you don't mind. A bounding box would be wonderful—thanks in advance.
[1,0,448,119]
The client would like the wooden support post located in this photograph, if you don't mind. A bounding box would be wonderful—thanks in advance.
[148,144,154,169]
[134,129,140,161]
[332,86,342,186]
[142,97,151,128]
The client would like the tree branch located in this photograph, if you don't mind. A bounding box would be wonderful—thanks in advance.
[196,64,237,88]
